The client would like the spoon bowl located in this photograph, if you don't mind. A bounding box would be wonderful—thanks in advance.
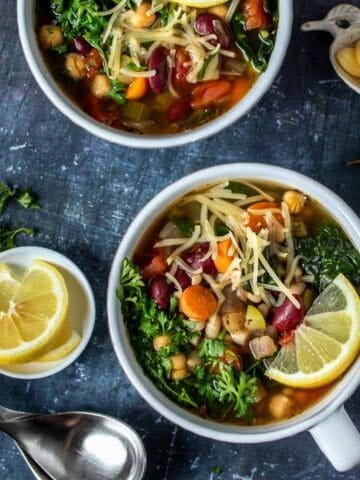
[0,407,146,480]
[302,4,360,94]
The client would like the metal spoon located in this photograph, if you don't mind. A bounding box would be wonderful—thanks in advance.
[0,405,146,480]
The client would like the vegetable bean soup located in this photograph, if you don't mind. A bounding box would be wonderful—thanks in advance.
[118,180,360,425]
[36,1,278,134]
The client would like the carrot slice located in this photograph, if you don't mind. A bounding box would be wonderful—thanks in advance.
[126,77,148,100]
[179,285,217,321]
[246,201,283,233]
[242,0,269,30]
[141,254,167,280]
[191,80,232,109]
[214,239,234,273]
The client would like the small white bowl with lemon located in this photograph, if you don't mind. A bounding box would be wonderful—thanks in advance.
[0,247,96,379]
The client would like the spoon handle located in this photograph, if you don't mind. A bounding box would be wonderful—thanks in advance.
[0,405,25,421]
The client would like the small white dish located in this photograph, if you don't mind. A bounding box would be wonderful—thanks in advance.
[302,4,360,94]
[0,246,96,380]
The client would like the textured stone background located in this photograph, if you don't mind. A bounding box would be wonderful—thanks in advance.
[1,0,360,479]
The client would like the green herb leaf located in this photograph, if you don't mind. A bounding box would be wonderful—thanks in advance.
[15,189,40,210]
[0,227,33,253]
[171,218,194,237]
[109,80,126,105]
[226,181,257,196]
[214,366,258,418]
[198,338,225,359]
[126,62,146,72]
[0,182,14,214]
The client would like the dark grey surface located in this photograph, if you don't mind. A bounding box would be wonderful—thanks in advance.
[1,0,360,479]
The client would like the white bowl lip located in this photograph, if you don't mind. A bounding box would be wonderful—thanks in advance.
[107,163,360,443]
[17,0,293,149]
[0,246,96,380]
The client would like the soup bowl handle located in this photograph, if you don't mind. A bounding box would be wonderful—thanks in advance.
[309,406,360,472]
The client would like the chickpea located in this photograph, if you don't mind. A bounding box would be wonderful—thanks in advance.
[153,334,170,352]
[187,351,202,371]
[65,53,87,80]
[289,282,306,296]
[39,24,64,50]
[170,353,187,370]
[283,190,306,214]
[205,314,221,339]
[207,5,228,20]
[127,3,156,29]
[268,393,296,420]
[171,368,188,380]
[90,73,111,98]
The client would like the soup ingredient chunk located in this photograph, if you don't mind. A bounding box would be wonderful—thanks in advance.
[0,261,69,364]
[180,285,217,320]
[39,25,64,50]
[266,274,360,388]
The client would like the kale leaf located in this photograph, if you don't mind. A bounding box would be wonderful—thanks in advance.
[296,226,360,291]
[15,188,40,210]
[231,12,276,73]
[171,217,194,237]
[0,183,14,214]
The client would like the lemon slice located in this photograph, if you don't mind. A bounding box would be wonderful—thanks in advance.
[172,0,228,9]
[266,274,360,388]
[35,330,81,362]
[0,260,69,365]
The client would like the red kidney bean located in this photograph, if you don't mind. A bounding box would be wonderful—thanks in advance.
[175,269,192,290]
[73,38,92,55]
[182,243,217,277]
[149,275,171,310]
[194,14,232,48]
[148,47,169,94]
[167,99,192,122]
[271,295,305,333]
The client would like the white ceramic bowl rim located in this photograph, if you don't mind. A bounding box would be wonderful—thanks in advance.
[17,0,293,149]
[107,163,360,443]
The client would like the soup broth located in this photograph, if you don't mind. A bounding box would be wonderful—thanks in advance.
[118,180,360,424]
[36,1,278,135]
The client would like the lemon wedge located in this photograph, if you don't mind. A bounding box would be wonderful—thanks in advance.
[35,330,81,362]
[266,274,360,388]
[0,260,69,365]
[172,0,228,9]
[246,305,266,330]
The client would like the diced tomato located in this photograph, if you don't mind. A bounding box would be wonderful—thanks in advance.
[220,349,242,371]
[85,48,103,79]
[141,254,167,280]
[242,0,269,31]
[84,94,117,125]
[278,331,295,347]
[246,201,284,233]
[191,80,232,109]
[173,47,192,92]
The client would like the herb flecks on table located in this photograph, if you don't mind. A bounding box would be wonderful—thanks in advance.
[0,181,40,252]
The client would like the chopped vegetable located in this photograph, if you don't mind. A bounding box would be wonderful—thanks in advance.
[297,226,360,291]
[179,285,217,321]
